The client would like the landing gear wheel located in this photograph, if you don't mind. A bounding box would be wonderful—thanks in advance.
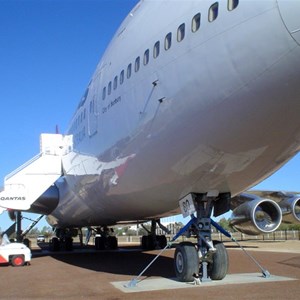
[23,238,31,249]
[141,235,155,250]
[11,255,25,267]
[64,237,73,251]
[208,242,229,280]
[95,236,105,250]
[107,236,118,249]
[174,242,199,282]
[50,237,60,252]
[157,235,167,249]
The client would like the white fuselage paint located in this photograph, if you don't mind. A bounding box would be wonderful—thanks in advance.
[46,0,300,228]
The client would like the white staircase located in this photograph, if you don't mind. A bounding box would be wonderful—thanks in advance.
[0,134,72,212]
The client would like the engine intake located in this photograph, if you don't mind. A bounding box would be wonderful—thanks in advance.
[230,197,282,235]
[279,196,300,224]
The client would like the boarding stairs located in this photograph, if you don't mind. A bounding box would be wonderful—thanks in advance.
[0,134,72,213]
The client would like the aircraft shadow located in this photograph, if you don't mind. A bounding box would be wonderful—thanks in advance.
[33,245,175,278]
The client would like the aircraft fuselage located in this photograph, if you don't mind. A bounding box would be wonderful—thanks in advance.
[47,0,300,227]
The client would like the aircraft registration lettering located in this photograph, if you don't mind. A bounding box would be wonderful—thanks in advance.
[102,96,121,114]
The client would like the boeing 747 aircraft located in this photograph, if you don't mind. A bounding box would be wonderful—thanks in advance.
[1,0,300,282]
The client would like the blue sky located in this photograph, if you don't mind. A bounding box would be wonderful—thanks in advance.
[0,0,300,232]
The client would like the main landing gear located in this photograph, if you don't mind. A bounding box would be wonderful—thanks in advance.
[85,226,118,250]
[174,193,229,282]
[50,228,78,251]
[141,219,169,250]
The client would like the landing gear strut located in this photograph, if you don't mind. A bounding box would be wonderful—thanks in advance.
[174,193,229,282]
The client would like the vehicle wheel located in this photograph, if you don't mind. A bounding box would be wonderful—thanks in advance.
[11,255,25,267]
[174,242,199,282]
[208,242,229,280]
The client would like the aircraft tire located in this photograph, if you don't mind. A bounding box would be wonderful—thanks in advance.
[95,236,105,250]
[23,238,31,249]
[157,235,167,249]
[50,237,60,251]
[65,237,73,251]
[208,242,228,280]
[107,236,118,249]
[174,242,199,282]
[141,235,155,250]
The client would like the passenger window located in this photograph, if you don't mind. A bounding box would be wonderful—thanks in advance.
[164,32,172,50]
[209,2,219,22]
[102,87,106,100]
[113,76,118,90]
[192,13,201,32]
[108,81,112,95]
[135,56,140,72]
[153,41,160,58]
[177,23,185,42]
[144,49,149,65]
[127,63,132,78]
[228,0,239,11]
[120,70,124,84]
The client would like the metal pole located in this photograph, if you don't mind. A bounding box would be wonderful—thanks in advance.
[16,211,22,242]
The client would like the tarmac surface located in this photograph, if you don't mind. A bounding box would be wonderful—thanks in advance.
[0,240,299,299]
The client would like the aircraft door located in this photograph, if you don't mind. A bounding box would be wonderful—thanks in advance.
[88,66,105,137]
[88,93,98,137]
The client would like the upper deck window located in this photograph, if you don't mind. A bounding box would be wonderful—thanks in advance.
[164,32,172,50]
[209,2,219,22]
[177,23,185,42]
[127,63,132,78]
[192,13,201,32]
[135,56,140,72]
[228,0,239,11]
[153,41,160,58]
[144,49,149,65]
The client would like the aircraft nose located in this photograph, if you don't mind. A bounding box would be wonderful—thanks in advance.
[277,0,300,45]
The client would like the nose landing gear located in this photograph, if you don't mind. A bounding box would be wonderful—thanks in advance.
[174,193,229,282]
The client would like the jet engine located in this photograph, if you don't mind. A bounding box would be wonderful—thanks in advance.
[230,195,282,235]
[279,195,300,224]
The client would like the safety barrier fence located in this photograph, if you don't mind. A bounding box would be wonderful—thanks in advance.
[115,230,300,244]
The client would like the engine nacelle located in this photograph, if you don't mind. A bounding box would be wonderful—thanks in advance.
[230,198,282,235]
[279,196,300,224]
